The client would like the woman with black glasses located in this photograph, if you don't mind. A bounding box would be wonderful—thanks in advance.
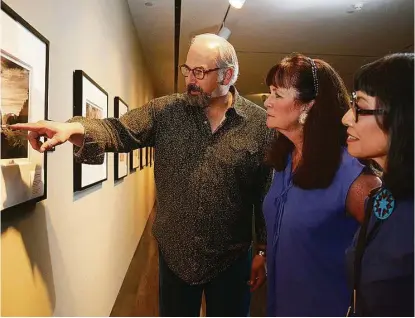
[342,53,414,316]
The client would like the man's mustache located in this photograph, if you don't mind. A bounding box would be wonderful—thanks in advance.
[187,84,203,94]
[184,84,211,108]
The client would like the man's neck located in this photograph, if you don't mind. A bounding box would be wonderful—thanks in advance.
[208,91,232,110]
[204,91,233,133]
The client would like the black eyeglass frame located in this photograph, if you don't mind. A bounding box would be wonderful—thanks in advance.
[179,64,222,80]
[350,92,387,123]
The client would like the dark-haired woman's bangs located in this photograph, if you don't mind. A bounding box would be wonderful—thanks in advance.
[353,63,379,97]
[265,62,297,89]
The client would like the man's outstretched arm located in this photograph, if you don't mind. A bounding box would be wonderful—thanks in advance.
[8,98,159,164]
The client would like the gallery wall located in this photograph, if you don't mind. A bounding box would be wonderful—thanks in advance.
[243,94,268,109]
[1,0,156,316]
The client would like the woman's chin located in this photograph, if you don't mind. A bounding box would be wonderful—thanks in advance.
[266,118,277,129]
[345,144,362,158]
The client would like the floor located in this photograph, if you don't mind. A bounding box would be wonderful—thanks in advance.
[110,206,267,317]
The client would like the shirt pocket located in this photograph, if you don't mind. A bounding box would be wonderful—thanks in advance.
[215,138,260,175]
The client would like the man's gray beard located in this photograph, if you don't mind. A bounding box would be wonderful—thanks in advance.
[183,92,211,109]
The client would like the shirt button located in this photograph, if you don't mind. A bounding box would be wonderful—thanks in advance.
[204,121,208,125]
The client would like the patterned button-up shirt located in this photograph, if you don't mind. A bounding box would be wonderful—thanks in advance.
[69,87,272,284]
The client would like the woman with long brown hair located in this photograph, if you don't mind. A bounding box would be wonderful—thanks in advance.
[262,54,379,316]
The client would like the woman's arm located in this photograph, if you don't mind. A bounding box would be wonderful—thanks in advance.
[346,173,382,223]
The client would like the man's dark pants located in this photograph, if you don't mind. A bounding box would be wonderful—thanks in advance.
[159,250,252,317]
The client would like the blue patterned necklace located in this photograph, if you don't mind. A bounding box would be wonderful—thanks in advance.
[373,188,395,220]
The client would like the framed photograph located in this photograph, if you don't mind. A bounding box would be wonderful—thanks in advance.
[145,147,149,167]
[1,2,49,212]
[139,148,144,170]
[130,149,139,172]
[73,70,108,192]
[114,97,128,180]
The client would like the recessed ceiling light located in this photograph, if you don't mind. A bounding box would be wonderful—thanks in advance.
[229,0,246,9]
[354,2,364,10]
[347,2,364,13]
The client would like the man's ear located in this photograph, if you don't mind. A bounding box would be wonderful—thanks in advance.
[221,68,233,86]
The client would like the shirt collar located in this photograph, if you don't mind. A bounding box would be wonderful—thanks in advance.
[228,86,248,119]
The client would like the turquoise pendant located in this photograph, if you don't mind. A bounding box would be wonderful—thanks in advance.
[373,188,395,220]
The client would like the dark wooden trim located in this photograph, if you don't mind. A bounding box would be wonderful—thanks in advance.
[174,0,182,93]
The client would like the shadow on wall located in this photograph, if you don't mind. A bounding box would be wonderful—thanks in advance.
[1,187,56,316]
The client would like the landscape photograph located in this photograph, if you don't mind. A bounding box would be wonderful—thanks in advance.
[1,52,30,160]
[86,100,103,119]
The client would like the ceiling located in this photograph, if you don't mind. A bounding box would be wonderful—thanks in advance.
[128,0,414,103]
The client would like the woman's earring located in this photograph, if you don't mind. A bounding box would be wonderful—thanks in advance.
[298,112,308,125]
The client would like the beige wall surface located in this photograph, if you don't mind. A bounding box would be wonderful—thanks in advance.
[1,0,156,316]
[243,94,268,109]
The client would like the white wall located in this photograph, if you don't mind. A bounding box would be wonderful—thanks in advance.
[1,0,156,316]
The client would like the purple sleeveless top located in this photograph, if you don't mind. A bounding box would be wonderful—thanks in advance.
[263,149,363,316]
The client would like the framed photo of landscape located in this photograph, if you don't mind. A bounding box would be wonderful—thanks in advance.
[73,70,108,191]
[1,2,49,212]
[114,97,128,180]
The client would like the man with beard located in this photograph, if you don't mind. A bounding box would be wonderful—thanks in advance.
[9,33,272,316]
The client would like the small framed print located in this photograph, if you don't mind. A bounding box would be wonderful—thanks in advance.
[1,2,49,212]
[145,147,149,167]
[73,70,108,192]
[139,148,144,170]
[114,97,128,180]
[130,148,139,172]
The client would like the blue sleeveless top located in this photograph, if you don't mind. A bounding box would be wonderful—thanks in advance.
[263,149,363,316]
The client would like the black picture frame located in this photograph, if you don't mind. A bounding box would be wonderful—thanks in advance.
[73,70,108,192]
[145,147,149,167]
[1,2,49,213]
[114,97,129,180]
[130,149,139,172]
[139,148,144,170]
